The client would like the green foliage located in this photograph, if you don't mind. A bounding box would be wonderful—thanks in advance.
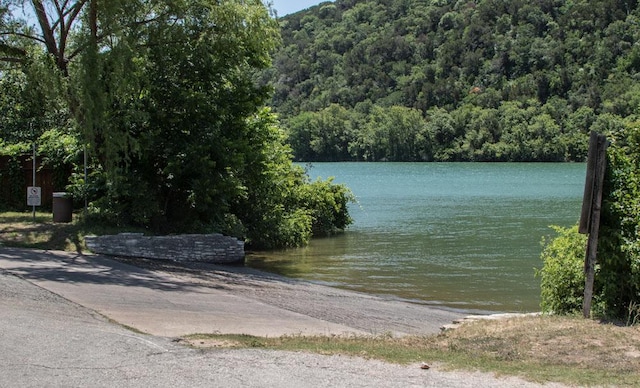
[1,1,354,249]
[270,0,640,162]
[38,128,81,190]
[75,0,354,246]
[229,109,354,248]
[0,48,69,145]
[538,123,640,320]
[229,109,315,248]
[0,41,79,207]
[537,225,588,315]
[282,99,587,162]
[295,177,354,236]
[285,104,355,161]
[0,78,79,209]
[597,123,640,317]
[355,105,431,161]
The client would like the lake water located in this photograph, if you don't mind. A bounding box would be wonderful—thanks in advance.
[246,162,586,313]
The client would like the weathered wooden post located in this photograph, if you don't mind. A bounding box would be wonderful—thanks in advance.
[578,131,608,318]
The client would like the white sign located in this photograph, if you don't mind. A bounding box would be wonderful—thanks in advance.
[27,186,41,206]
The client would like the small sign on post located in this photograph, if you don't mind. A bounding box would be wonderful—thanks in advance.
[27,186,42,207]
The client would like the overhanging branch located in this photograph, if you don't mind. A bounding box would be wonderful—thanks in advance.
[0,31,47,45]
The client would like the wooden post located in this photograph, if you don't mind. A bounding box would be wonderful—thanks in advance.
[579,133,598,234]
[579,132,608,318]
[32,142,36,222]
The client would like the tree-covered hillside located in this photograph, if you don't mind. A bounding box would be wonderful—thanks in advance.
[269,0,640,162]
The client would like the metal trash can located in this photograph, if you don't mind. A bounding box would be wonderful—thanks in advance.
[52,192,73,223]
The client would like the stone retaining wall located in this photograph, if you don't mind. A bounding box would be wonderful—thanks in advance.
[84,233,245,264]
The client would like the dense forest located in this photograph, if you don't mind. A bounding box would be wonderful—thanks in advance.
[267,0,640,162]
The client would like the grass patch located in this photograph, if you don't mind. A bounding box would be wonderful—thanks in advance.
[185,315,640,387]
[0,211,146,252]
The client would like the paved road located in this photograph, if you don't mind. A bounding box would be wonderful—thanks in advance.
[0,247,462,337]
[0,247,566,387]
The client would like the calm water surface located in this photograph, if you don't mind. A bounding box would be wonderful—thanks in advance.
[247,163,586,313]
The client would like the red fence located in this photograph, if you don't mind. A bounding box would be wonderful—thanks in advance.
[0,155,64,210]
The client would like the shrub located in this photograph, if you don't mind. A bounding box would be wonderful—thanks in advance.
[597,124,640,318]
[538,123,640,320]
[295,177,354,236]
[538,225,589,315]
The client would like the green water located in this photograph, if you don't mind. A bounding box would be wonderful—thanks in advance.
[247,162,586,313]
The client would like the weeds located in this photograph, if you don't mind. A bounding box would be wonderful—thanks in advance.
[185,315,640,387]
[628,302,640,326]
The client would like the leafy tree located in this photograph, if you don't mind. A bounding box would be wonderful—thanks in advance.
[1,1,354,247]
[1,38,78,204]
[426,107,457,161]
[353,105,429,161]
[231,109,352,248]
[285,104,354,161]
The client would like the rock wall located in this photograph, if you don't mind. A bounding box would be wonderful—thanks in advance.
[84,233,245,264]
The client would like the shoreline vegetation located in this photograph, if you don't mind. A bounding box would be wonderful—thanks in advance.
[1,211,639,386]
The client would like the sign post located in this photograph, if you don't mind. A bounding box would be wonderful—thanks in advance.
[28,142,40,221]
[578,131,608,318]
